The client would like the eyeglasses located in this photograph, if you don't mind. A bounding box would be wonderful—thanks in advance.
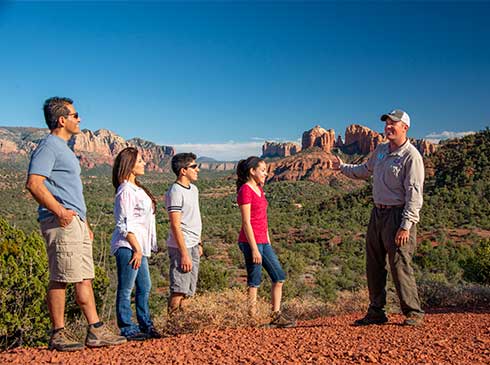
[185,164,198,170]
[66,112,79,119]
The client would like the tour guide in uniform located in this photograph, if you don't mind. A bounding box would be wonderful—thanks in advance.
[333,109,425,326]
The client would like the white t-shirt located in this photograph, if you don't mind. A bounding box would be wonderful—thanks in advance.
[165,182,202,249]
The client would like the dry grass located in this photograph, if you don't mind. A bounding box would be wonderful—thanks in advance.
[66,283,490,340]
[154,288,271,336]
[152,288,371,336]
[419,281,490,309]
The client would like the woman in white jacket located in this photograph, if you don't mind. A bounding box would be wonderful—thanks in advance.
[111,147,160,340]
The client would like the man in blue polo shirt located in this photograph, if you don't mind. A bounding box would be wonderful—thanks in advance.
[26,97,126,351]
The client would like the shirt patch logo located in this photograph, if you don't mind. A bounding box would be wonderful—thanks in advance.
[377,152,385,160]
[393,157,402,165]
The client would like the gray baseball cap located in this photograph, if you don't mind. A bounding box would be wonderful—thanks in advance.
[381,109,410,127]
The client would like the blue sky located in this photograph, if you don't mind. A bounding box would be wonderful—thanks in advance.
[1,1,489,160]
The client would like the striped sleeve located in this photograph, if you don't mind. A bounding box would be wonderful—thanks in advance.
[165,186,183,212]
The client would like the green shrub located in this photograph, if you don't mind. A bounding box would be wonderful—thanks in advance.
[463,239,490,285]
[197,259,230,292]
[314,268,337,301]
[0,217,50,349]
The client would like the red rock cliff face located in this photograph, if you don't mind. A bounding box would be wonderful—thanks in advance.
[262,141,301,158]
[0,139,24,155]
[69,129,131,168]
[69,129,175,171]
[410,138,438,156]
[302,126,336,152]
[344,124,384,154]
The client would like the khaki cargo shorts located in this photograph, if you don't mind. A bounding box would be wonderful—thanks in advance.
[40,215,95,283]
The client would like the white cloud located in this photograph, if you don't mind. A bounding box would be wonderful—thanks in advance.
[171,141,263,161]
[424,130,475,143]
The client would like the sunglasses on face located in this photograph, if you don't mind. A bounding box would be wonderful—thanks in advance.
[66,112,79,119]
[185,164,198,170]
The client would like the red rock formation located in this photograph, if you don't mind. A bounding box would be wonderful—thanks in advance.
[265,150,364,188]
[410,138,438,156]
[262,141,301,158]
[335,135,344,147]
[0,139,23,155]
[344,124,384,154]
[301,126,335,152]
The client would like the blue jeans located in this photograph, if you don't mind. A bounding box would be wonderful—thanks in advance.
[115,247,153,336]
[239,243,286,288]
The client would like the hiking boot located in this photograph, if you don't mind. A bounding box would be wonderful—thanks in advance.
[85,322,127,348]
[403,312,424,326]
[353,312,388,326]
[268,311,296,328]
[48,328,84,352]
[167,305,183,318]
[145,327,162,339]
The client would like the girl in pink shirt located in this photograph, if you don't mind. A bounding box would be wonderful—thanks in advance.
[236,156,295,328]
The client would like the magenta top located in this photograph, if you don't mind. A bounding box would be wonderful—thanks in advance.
[237,184,269,244]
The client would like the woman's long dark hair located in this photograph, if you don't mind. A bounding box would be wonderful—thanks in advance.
[236,156,264,192]
[112,147,157,212]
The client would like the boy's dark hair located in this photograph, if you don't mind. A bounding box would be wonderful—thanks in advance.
[43,97,74,130]
[171,152,197,176]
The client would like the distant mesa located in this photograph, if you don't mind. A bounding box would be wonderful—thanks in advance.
[197,156,217,163]
[262,141,301,159]
[197,161,238,171]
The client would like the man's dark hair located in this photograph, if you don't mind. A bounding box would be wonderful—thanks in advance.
[171,152,197,177]
[43,97,73,130]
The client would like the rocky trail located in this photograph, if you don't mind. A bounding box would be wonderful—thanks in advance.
[1,310,489,364]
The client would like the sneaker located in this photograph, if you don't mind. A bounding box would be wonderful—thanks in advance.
[403,312,424,326]
[124,331,149,341]
[145,327,162,339]
[48,328,85,352]
[353,312,388,326]
[268,311,296,328]
[85,323,127,348]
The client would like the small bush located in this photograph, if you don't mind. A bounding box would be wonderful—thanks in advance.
[419,279,490,308]
[0,218,50,349]
[197,259,230,293]
[463,239,490,285]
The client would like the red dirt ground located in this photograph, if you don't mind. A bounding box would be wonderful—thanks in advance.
[1,311,489,364]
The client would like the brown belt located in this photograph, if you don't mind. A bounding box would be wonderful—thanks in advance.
[375,203,405,209]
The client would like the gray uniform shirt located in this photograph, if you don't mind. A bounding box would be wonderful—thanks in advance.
[165,182,202,248]
[340,140,424,231]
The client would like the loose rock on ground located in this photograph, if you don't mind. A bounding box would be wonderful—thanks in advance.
[1,311,489,364]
